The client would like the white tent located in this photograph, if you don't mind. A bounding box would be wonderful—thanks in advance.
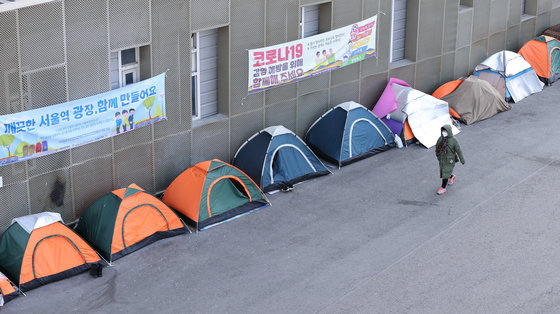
[474,50,543,102]
[392,85,459,148]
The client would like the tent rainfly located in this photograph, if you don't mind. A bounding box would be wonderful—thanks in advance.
[391,84,460,148]
[233,125,330,192]
[0,212,103,292]
[0,272,18,306]
[473,50,544,102]
[438,76,511,125]
[163,159,269,230]
[75,183,188,262]
[518,35,560,85]
[306,101,395,166]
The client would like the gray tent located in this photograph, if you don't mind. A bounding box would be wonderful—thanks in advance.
[441,76,511,125]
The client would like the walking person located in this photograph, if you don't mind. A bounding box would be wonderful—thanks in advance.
[435,124,465,195]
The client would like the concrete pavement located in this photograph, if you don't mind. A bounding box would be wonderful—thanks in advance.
[5,83,560,313]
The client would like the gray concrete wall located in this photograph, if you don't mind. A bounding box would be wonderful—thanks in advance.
[0,0,559,231]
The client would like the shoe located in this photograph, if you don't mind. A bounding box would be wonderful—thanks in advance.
[437,187,447,195]
[280,185,293,193]
[448,175,456,185]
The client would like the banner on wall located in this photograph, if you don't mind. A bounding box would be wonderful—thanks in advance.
[248,15,377,94]
[0,73,167,166]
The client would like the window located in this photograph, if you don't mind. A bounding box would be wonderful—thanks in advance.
[391,0,407,62]
[111,45,150,90]
[191,29,218,120]
[300,2,332,39]
[301,5,320,38]
[522,0,537,16]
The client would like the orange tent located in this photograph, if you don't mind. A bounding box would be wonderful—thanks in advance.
[0,212,103,291]
[0,272,18,305]
[76,184,187,262]
[518,35,560,84]
[163,159,269,230]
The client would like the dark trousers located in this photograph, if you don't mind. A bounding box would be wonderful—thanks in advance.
[441,175,454,188]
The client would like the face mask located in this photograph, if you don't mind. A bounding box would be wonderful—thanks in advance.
[442,131,448,137]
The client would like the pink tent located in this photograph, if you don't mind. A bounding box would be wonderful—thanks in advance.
[372,78,410,118]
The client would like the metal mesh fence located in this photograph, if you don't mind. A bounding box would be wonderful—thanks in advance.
[332,0,362,28]
[18,1,65,71]
[0,11,20,116]
[109,0,150,50]
[265,99,297,131]
[70,138,113,163]
[114,143,154,192]
[265,84,297,105]
[191,118,229,164]
[331,62,360,86]
[29,169,73,223]
[0,182,30,230]
[27,150,71,178]
[0,162,26,187]
[113,124,153,151]
[296,90,328,137]
[230,109,263,155]
[266,0,287,45]
[152,0,191,139]
[65,0,110,100]
[191,0,229,32]
[154,131,191,192]
[298,74,329,96]
[24,66,68,110]
[330,81,360,107]
[71,156,114,218]
[0,0,549,231]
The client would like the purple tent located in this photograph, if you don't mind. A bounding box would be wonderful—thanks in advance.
[381,117,404,137]
[372,78,410,119]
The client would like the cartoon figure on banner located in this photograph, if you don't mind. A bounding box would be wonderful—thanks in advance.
[350,24,359,41]
[36,142,42,153]
[315,51,323,68]
[122,110,128,132]
[342,24,359,64]
[115,112,122,134]
[342,40,354,63]
[128,108,135,130]
[328,48,336,65]
[315,50,331,70]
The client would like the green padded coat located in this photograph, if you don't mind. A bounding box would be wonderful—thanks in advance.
[435,124,465,179]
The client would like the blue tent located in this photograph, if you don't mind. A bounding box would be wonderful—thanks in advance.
[232,125,330,192]
[305,101,395,166]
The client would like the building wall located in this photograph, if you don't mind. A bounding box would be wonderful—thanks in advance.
[0,0,559,231]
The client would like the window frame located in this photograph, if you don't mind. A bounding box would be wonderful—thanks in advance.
[390,0,408,63]
[117,47,140,88]
[191,32,202,120]
[300,4,320,39]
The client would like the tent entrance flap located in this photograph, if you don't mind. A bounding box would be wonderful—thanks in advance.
[348,119,387,158]
[270,144,316,184]
[206,176,251,219]
[121,204,170,249]
[31,235,86,280]
[551,47,560,74]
